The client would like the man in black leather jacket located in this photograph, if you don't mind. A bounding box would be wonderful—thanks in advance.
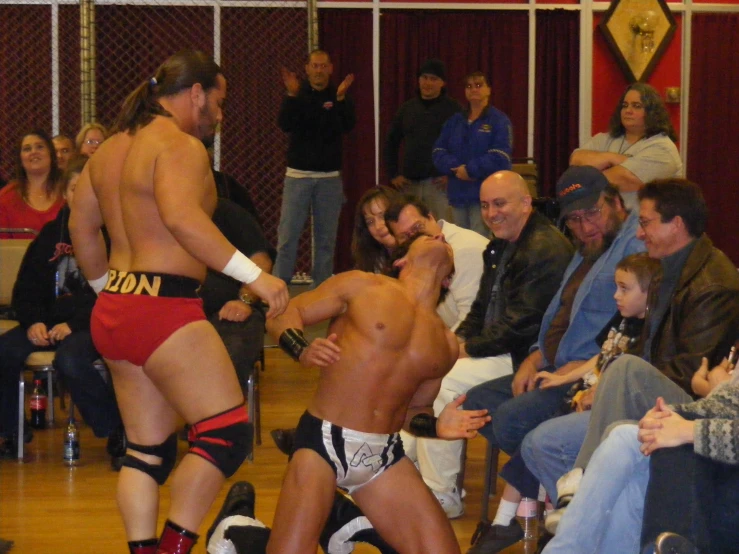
[413,170,574,517]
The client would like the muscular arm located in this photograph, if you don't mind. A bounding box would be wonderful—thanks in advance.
[69,164,108,282]
[154,137,242,271]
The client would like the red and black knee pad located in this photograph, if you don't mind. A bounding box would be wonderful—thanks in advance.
[187,405,252,477]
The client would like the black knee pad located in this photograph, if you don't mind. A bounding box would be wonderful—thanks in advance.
[122,433,178,485]
[187,405,252,478]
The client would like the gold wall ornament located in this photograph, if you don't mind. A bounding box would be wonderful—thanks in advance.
[599,0,677,83]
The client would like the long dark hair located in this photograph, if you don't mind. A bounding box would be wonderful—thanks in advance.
[113,49,222,134]
[351,186,400,273]
[608,83,677,142]
[14,128,61,200]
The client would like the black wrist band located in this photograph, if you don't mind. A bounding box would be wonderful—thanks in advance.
[279,328,309,362]
[409,413,438,438]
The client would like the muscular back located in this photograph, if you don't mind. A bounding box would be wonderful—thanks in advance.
[119,117,217,281]
[307,271,458,434]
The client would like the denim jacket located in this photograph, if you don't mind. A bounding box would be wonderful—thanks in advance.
[534,209,645,368]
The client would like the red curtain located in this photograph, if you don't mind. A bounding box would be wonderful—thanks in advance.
[379,10,530,183]
[534,9,580,197]
[688,14,739,264]
[319,9,375,273]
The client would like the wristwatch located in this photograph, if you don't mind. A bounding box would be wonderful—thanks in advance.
[239,292,256,305]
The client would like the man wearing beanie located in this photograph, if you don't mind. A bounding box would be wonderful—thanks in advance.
[385,58,462,220]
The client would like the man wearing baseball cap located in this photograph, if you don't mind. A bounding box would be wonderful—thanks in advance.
[464,165,644,553]
[385,59,462,220]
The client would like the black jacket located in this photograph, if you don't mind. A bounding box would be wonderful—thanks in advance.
[456,211,574,368]
[11,205,96,331]
[277,81,356,172]
[648,234,739,396]
[385,91,462,180]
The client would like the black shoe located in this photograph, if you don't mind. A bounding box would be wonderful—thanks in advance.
[206,481,256,545]
[654,532,699,554]
[467,521,524,554]
[0,537,14,553]
[270,428,296,456]
[106,425,127,458]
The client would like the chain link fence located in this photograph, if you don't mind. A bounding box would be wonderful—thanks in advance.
[0,0,312,274]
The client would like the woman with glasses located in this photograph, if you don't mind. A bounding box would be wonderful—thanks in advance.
[0,129,65,238]
[432,71,513,237]
[570,83,681,211]
[75,122,108,158]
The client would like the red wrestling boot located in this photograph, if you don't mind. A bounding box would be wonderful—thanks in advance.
[156,520,199,554]
[128,538,158,554]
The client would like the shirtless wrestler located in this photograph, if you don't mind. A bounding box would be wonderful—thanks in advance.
[265,234,491,554]
[69,50,288,554]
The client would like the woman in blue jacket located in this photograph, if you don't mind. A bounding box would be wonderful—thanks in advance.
[432,71,513,237]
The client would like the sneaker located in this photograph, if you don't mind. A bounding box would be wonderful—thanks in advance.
[467,520,524,554]
[654,532,700,554]
[206,481,256,545]
[555,467,583,508]
[270,427,296,456]
[433,488,464,519]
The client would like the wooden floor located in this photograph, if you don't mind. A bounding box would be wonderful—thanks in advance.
[1,345,530,553]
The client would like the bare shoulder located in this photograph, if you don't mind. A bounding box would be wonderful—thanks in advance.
[325,270,388,297]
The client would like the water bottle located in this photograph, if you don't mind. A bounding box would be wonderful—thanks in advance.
[516,497,539,542]
[29,379,47,429]
[63,417,80,466]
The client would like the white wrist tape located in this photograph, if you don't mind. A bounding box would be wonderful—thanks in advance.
[222,250,262,284]
[88,273,109,295]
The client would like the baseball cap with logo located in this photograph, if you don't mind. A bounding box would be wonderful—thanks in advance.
[556,166,609,221]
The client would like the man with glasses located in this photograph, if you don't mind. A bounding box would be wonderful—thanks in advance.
[521,178,739,537]
[404,170,573,519]
[464,166,644,553]
[274,49,356,288]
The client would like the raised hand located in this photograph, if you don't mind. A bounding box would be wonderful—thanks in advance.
[336,73,355,100]
[436,394,491,439]
[280,66,300,96]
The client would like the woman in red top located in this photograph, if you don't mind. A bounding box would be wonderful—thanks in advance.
[0,129,64,238]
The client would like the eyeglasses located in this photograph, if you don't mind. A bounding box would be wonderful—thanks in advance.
[84,139,102,146]
[465,82,486,90]
[564,204,604,228]
[638,216,660,229]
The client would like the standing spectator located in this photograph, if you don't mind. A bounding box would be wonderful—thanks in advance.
[433,71,512,236]
[53,134,75,171]
[570,83,682,210]
[274,49,356,288]
[385,59,462,220]
[75,122,107,158]
[0,129,64,238]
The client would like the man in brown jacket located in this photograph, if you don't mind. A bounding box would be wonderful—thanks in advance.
[521,178,739,517]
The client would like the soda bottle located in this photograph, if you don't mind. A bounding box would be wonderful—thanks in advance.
[516,497,539,545]
[63,417,80,466]
[29,379,47,429]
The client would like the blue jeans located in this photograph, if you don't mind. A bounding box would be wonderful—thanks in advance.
[521,411,590,502]
[274,175,344,287]
[464,373,572,455]
[543,424,649,554]
[450,203,488,238]
[53,331,121,437]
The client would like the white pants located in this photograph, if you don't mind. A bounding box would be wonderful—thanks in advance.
[402,354,513,494]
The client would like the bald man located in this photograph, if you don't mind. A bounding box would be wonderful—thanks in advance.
[414,170,574,518]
